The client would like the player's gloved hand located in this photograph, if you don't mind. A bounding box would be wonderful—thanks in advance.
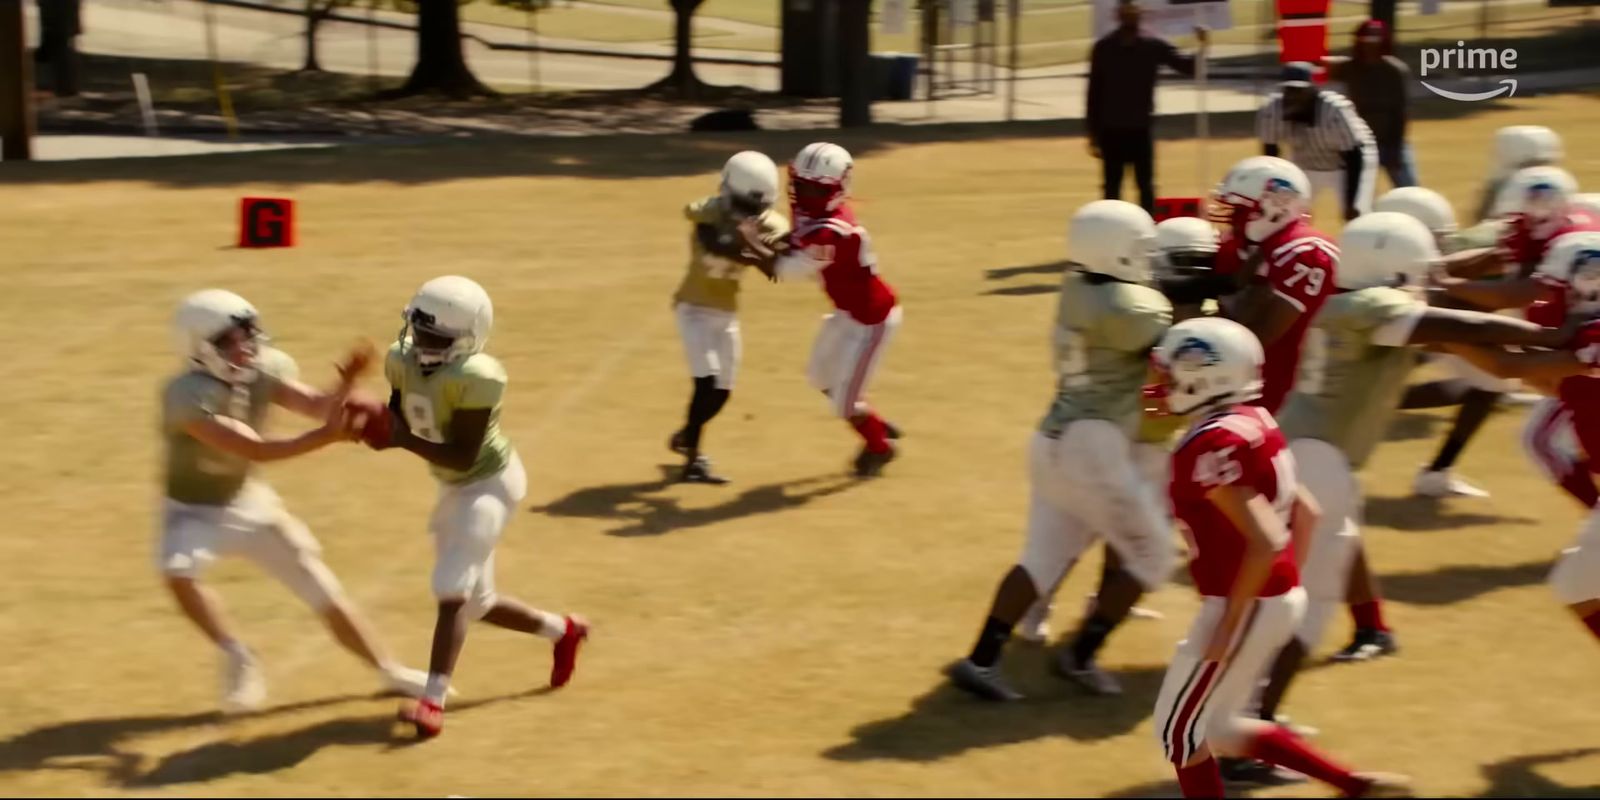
[343,393,394,449]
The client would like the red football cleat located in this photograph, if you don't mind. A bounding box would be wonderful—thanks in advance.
[397,698,444,739]
[550,615,590,688]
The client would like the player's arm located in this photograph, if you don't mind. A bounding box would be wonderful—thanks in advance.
[1204,482,1289,661]
[1404,306,1567,349]
[1434,274,1542,312]
[1435,246,1506,280]
[378,389,491,472]
[737,219,834,282]
[1437,342,1587,393]
[1288,485,1320,570]
[1228,281,1302,347]
[273,341,375,419]
[182,406,350,463]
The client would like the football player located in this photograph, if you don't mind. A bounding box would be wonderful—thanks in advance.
[1257,213,1569,725]
[948,200,1173,701]
[1473,125,1563,223]
[1443,232,1600,645]
[1151,316,1409,799]
[736,142,903,477]
[668,151,791,484]
[361,276,589,739]
[159,289,430,712]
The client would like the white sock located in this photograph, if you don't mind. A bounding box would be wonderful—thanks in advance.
[536,610,568,641]
[424,673,450,707]
[220,638,250,660]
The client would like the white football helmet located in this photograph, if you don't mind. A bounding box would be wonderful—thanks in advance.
[1491,125,1563,177]
[720,150,780,218]
[1491,165,1579,235]
[1155,317,1265,416]
[789,142,853,217]
[1570,193,1600,219]
[399,276,494,369]
[1373,187,1458,237]
[174,289,265,382]
[1154,216,1220,276]
[1535,231,1600,316]
[1207,155,1279,223]
[1068,199,1159,284]
[1335,211,1441,291]
[1211,156,1312,244]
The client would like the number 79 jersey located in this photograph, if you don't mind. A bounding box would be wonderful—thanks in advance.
[385,343,513,485]
[1169,405,1300,598]
[1038,272,1172,438]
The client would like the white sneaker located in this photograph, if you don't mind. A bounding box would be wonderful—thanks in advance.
[1501,391,1544,407]
[221,648,266,713]
[1413,469,1490,498]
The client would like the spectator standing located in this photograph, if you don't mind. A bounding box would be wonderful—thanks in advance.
[1085,0,1209,214]
[1329,20,1416,188]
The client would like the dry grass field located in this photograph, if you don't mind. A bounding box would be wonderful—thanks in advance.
[4,94,1600,797]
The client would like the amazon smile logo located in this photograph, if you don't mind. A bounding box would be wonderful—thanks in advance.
[1418,41,1519,101]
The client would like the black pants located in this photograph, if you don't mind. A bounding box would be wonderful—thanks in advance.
[1100,127,1155,214]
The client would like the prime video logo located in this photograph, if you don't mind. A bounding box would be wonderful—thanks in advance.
[1418,41,1519,102]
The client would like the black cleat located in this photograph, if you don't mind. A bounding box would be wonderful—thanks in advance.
[947,659,1023,702]
[1330,628,1398,663]
[1219,758,1308,787]
[669,430,689,455]
[885,421,903,440]
[680,456,730,485]
[853,444,898,477]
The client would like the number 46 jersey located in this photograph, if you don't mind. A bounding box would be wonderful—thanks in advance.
[1170,405,1300,598]
[386,343,513,485]
[1038,271,1172,439]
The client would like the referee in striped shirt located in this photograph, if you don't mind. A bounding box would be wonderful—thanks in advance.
[1257,62,1378,221]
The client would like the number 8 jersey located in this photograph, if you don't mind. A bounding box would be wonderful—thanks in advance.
[386,343,513,485]
[1170,405,1300,598]
[1039,271,1172,439]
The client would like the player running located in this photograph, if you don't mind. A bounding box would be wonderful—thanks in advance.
[360,276,588,739]
[1256,213,1570,725]
[160,289,430,712]
[668,151,791,484]
[1444,231,1600,646]
[1151,315,1409,800]
[949,200,1174,701]
[736,142,903,477]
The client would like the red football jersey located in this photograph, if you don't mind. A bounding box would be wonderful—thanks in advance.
[1249,220,1337,413]
[1169,405,1301,599]
[789,207,898,325]
[1501,209,1600,273]
[1558,321,1600,468]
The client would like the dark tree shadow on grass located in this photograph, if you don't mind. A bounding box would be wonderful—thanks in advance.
[532,466,860,537]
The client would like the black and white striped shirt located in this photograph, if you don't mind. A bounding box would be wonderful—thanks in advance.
[1256,90,1376,172]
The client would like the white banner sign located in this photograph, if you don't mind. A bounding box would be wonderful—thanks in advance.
[880,0,908,34]
[1092,0,1232,39]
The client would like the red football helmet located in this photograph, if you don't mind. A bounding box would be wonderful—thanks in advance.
[789,142,853,219]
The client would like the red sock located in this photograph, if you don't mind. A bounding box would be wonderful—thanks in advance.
[1248,725,1365,796]
[851,413,891,454]
[1350,600,1388,632]
[1175,756,1226,798]
[1582,611,1600,643]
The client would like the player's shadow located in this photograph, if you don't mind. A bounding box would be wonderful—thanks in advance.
[531,466,860,537]
[981,261,1069,297]
[1476,747,1600,797]
[1378,558,1551,607]
[1383,411,1446,443]
[822,656,1166,763]
[1361,495,1537,533]
[0,694,363,787]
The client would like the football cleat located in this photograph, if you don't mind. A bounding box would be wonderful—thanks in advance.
[1055,654,1123,696]
[681,456,730,485]
[1413,469,1489,498]
[884,421,904,440]
[1347,771,1414,798]
[551,615,590,688]
[1331,628,1399,663]
[947,659,1023,702]
[1219,758,1309,787]
[853,444,897,478]
[397,698,444,739]
[669,430,689,455]
[221,648,266,713]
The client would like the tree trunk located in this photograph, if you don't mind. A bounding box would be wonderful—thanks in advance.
[393,0,493,98]
[652,0,707,97]
[0,0,33,160]
[837,0,871,126]
[301,1,325,73]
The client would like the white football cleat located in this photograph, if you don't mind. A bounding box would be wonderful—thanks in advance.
[221,649,266,713]
[1413,469,1489,498]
